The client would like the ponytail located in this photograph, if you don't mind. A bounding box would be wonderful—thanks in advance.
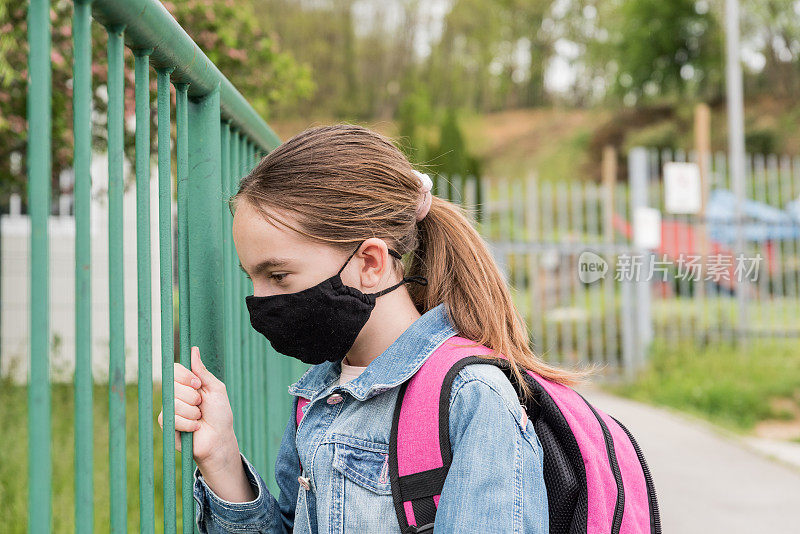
[407,193,595,401]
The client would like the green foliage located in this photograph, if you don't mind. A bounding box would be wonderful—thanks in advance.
[623,121,680,152]
[395,88,433,162]
[425,108,482,179]
[163,1,314,121]
[610,339,800,432]
[0,0,312,208]
[745,128,779,155]
[607,0,723,103]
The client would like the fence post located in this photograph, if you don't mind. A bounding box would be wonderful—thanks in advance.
[188,85,226,381]
[27,0,53,530]
[628,147,654,371]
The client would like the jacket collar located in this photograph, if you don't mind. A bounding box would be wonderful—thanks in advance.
[287,302,458,402]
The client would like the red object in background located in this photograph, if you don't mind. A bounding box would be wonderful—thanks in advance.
[611,213,776,291]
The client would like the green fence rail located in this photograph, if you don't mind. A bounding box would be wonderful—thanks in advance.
[25,0,308,531]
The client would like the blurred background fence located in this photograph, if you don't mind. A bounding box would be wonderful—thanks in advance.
[438,143,800,378]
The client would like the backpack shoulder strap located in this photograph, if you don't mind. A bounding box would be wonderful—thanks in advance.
[296,396,310,428]
[388,334,504,534]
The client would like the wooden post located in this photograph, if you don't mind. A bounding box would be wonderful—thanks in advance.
[602,145,617,245]
[695,103,711,297]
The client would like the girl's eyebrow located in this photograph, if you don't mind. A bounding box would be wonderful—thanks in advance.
[239,258,292,275]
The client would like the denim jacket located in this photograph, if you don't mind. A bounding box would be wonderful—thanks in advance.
[193,302,549,533]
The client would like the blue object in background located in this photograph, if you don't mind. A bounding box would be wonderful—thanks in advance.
[705,188,800,244]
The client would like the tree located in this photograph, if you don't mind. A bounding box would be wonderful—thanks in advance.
[604,0,723,104]
[0,0,313,209]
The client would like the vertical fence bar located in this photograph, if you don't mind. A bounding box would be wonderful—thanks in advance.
[188,86,225,376]
[240,135,253,459]
[629,148,652,371]
[674,149,691,344]
[618,178,635,378]
[73,1,93,531]
[157,66,178,534]
[793,157,800,326]
[230,129,243,443]
[571,181,588,364]
[602,158,617,371]
[246,139,263,474]
[766,155,783,326]
[541,182,557,360]
[660,148,676,342]
[781,156,798,332]
[27,0,52,530]
[175,81,193,534]
[525,175,543,355]
[187,85,225,534]
[106,22,128,534]
[715,151,731,343]
[556,181,570,363]
[511,179,525,320]
[753,154,767,337]
[647,148,663,345]
[134,47,156,534]
[689,149,707,345]
[221,122,235,452]
[585,183,602,365]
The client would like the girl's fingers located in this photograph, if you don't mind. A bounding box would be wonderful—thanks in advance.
[158,410,163,429]
[174,362,202,389]
[175,397,202,421]
[175,414,201,433]
[175,382,202,406]
[160,414,186,452]
[191,346,226,393]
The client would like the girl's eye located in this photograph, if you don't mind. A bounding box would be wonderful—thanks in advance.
[270,273,288,283]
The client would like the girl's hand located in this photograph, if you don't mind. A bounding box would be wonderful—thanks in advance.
[158,346,240,472]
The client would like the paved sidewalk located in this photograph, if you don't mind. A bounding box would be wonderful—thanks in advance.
[575,385,800,534]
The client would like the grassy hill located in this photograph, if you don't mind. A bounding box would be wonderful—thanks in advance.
[268,96,800,185]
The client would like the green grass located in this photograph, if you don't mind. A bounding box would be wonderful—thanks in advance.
[0,381,191,533]
[607,338,800,432]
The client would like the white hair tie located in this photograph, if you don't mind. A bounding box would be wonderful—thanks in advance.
[412,170,433,222]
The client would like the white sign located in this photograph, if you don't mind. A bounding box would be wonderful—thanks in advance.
[633,207,661,249]
[664,162,702,214]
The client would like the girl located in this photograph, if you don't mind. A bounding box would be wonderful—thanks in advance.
[158,124,586,533]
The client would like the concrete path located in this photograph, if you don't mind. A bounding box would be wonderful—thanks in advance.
[575,385,800,534]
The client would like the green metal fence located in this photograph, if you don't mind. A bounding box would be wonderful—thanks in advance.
[26,0,307,531]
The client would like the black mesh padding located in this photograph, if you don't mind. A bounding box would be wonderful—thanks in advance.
[534,418,580,533]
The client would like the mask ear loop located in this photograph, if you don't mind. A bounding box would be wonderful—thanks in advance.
[369,274,428,298]
[337,241,405,276]
[338,241,426,296]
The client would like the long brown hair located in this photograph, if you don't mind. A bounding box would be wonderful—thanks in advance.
[231,123,594,401]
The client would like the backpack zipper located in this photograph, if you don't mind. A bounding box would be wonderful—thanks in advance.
[609,415,662,534]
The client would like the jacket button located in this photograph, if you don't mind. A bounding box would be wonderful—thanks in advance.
[327,393,343,404]
[298,476,311,490]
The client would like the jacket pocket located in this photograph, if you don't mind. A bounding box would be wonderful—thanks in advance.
[332,440,392,495]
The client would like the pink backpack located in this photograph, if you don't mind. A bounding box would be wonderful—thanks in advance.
[296,335,661,534]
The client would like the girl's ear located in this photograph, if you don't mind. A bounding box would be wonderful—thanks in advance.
[352,239,395,287]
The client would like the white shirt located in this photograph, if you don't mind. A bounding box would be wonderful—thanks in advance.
[337,357,368,386]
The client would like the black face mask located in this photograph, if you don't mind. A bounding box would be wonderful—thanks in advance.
[244,240,428,365]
